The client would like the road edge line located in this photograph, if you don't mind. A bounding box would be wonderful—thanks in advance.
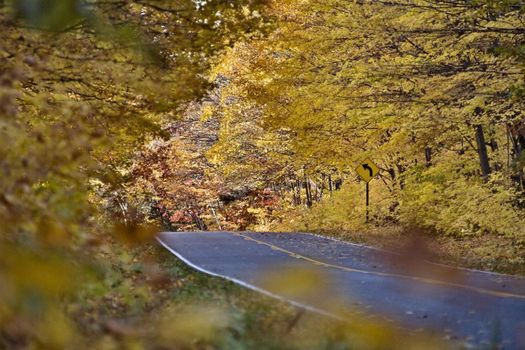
[155,235,342,321]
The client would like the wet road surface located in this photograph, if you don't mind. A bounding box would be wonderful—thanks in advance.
[157,231,525,349]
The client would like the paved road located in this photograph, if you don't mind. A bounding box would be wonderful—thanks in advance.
[157,231,525,349]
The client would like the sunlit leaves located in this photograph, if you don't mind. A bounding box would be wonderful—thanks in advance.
[208,0,525,237]
[0,0,273,348]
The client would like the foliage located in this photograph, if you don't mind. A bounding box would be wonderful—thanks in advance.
[0,0,272,347]
[2,0,525,347]
[400,158,525,236]
[207,0,525,238]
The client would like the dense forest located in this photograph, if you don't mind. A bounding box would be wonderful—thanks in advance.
[1,0,525,348]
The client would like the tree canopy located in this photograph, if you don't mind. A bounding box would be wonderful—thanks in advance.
[202,0,525,236]
[1,0,525,348]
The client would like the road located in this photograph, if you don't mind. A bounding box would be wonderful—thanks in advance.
[157,231,525,349]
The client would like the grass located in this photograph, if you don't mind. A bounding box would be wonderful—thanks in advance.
[73,241,368,350]
[71,239,450,350]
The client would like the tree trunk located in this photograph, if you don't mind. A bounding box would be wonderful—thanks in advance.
[190,209,207,230]
[425,146,432,167]
[475,125,491,182]
[209,206,221,230]
[317,174,326,201]
[304,176,312,208]
[508,123,525,190]
[295,179,301,205]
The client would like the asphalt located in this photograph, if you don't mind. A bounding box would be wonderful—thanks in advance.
[157,231,525,349]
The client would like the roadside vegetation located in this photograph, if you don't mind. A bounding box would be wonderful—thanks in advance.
[1,0,524,348]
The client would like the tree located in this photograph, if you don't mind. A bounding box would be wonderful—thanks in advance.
[0,0,271,347]
[208,0,525,236]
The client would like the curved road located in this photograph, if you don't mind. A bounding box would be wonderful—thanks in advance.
[157,231,525,349]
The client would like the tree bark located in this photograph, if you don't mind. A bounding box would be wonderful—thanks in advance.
[190,209,207,230]
[475,125,491,182]
[295,179,302,205]
[425,146,432,167]
[305,176,312,208]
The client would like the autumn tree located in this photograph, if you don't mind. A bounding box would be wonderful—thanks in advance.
[209,0,525,236]
[0,0,270,347]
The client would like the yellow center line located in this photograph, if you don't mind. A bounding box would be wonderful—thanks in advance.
[232,233,525,300]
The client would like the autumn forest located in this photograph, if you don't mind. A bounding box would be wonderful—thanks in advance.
[1,0,525,349]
